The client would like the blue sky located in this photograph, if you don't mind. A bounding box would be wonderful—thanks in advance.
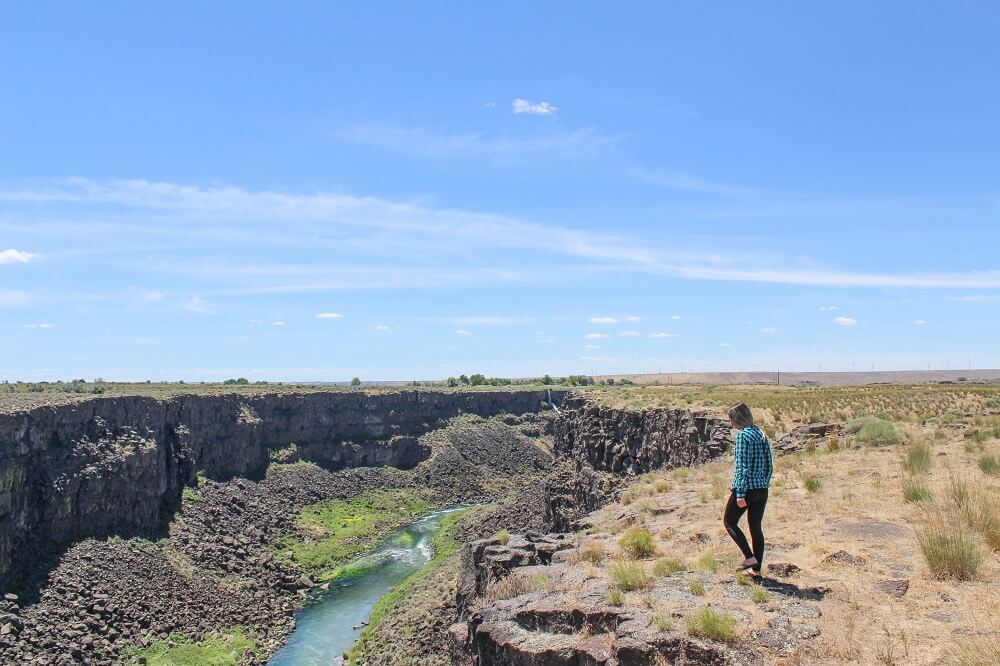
[2,2,999,381]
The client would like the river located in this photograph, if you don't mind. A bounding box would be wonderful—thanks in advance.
[266,507,460,665]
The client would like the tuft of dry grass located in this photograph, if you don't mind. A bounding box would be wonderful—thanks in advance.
[902,441,933,474]
[483,572,548,602]
[609,560,651,591]
[685,607,738,642]
[577,541,606,564]
[978,453,1000,476]
[653,556,686,577]
[496,529,510,545]
[945,630,1000,665]
[607,586,625,606]
[618,528,655,559]
[902,476,933,502]
[916,515,982,580]
[688,579,706,596]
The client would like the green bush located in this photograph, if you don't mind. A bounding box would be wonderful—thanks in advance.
[609,561,650,591]
[618,528,655,559]
[685,608,738,642]
[853,418,904,446]
[607,586,625,606]
[688,579,706,596]
[803,475,822,494]
[497,529,510,545]
[750,585,769,603]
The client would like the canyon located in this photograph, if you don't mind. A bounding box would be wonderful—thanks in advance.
[0,388,730,664]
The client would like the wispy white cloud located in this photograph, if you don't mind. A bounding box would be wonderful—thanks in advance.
[589,316,619,324]
[618,330,640,337]
[584,344,602,350]
[719,342,731,347]
[512,98,557,115]
[6,178,1000,293]
[373,324,391,331]
[440,316,532,325]
[339,123,610,159]
[183,296,211,314]
[24,323,54,329]
[0,249,39,264]
[624,315,640,322]
[671,315,682,320]
[631,168,761,196]
[272,320,285,326]
[819,305,839,311]
[761,327,780,334]
[584,332,609,339]
[833,316,858,326]
[649,332,679,338]
[455,329,472,336]
[0,290,29,307]
[315,312,344,319]
[913,319,927,326]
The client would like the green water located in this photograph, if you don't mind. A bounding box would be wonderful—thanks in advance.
[267,508,458,666]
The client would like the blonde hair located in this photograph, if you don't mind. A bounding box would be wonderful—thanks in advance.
[728,402,754,428]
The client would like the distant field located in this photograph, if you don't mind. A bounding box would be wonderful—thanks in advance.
[0,381,558,414]
[587,382,1000,438]
[598,368,1000,386]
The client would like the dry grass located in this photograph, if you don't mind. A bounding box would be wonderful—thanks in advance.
[685,607,738,642]
[618,528,655,559]
[608,560,651,591]
[571,404,1000,664]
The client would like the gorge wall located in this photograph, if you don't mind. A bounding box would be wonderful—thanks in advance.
[545,395,731,531]
[0,390,562,591]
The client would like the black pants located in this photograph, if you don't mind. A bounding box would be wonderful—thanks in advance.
[723,489,768,572]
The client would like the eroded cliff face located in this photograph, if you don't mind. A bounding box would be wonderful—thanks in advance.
[544,395,730,531]
[0,390,560,590]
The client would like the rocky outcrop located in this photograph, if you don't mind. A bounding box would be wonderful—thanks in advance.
[544,396,730,530]
[455,534,576,617]
[0,390,563,591]
[772,423,841,455]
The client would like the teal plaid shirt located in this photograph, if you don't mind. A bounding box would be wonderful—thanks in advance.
[731,425,773,498]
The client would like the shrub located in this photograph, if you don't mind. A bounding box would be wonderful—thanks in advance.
[854,418,904,446]
[685,608,738,642]
[620,491,634,505]
[607,586,625,606]
[497,529,510,546]
[916,518,982,580]
[619,528,655,559]
[609,561,651,591]
[750,585,769,603]
[902,477,932,502]
[902,442,933,475]
[735,572,752,586]
[653,557,686,577]
[979,454,1000,476]
[653,479,670,493]
[688,579,706,596]
[804,475,822,494]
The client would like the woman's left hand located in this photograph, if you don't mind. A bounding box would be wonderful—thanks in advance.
[736,497,747,508]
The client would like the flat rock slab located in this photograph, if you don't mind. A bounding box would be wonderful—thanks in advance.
[876,579,910,598]
[831,520,911,542]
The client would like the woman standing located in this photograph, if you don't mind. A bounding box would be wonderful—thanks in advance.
[723,402,773,577]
